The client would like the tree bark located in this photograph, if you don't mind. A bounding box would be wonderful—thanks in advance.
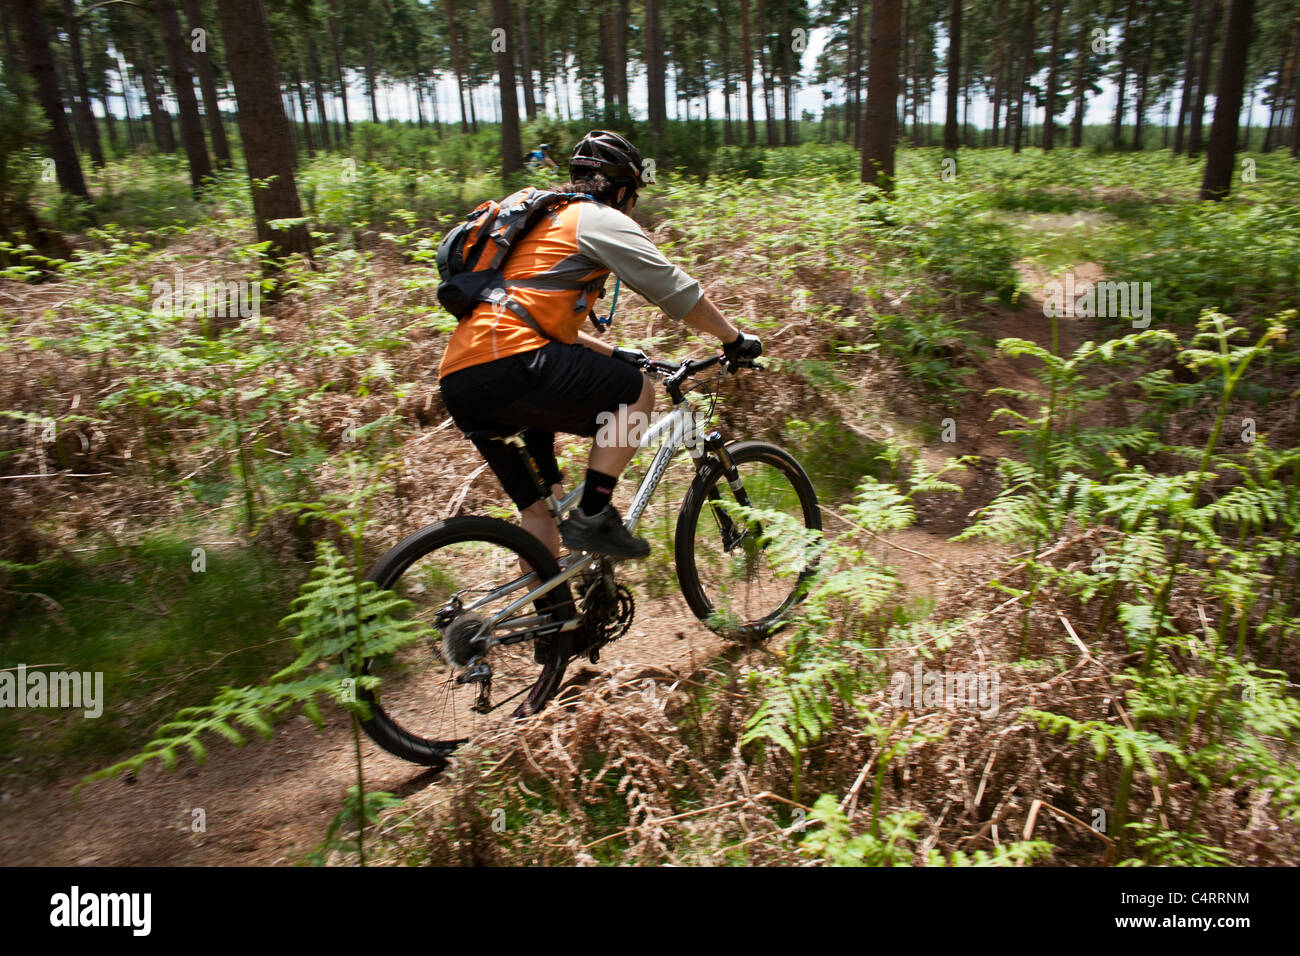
[517,0,536,120]
[11,0,89,198]
[991,0,1006,146]
[1012,0,1035,153]
[1042,0,1061,150]
[943,0,962,151]
[327,0,351,142]
[615,0,629,121]
[135,23,177,153]
[1201,0,1255,199]
[861,0,902,191]
[294,70,314,157]
[780,0,794,145]
[1174,0,1203,154]
[756,0,777,145]
[307,30,331,150]
[720,5,734,145]
[1112,0,1136,148]
[216,0,310,259]
[1070,13,1088,146]
[364,22,379,122]
[181,0,233,166]
[444,0,471,132]
[599,9,615,125]
[155,0,213,191]
[1189,0,1222,157]
[1132,9,1154,150]
[492,0,522,176]
[645,0,667,137]
[741,0,757,144]
[59,0,105,168]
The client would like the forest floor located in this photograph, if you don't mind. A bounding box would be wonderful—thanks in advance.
[0,244,1107,866]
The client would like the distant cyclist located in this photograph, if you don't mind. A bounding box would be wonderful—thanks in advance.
[525,143,558,172]
[438,130,762,560]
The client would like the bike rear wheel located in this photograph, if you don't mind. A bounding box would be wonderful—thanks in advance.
[357,516,575,766]
[675,440,821,638]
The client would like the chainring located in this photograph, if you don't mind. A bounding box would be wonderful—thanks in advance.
[576,576,635,662]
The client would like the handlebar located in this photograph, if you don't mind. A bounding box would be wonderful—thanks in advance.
[641,352,761,381]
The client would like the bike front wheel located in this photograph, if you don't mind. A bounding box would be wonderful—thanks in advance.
[675,440,822,638]
[356,516,576,766]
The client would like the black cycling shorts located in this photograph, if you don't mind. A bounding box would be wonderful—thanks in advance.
[439,342,646,510]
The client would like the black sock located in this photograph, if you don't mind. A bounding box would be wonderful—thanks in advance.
[580,469,618,516]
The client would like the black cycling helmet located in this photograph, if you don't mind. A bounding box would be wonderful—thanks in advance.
[569,130,644,188]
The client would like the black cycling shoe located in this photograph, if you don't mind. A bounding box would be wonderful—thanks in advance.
[560,505,650,560]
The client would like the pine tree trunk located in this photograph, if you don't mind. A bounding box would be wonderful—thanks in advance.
[615,0,629,122]
[645,0,667,137]
[308,32,331,150]
[847,0,862,146]
[444,0,471,132]
[1012,0,1035,153]
[517,1,536,120]
[11,0,89,198]
[328,0,351,142]
[116,56,139,147]
[1070,14,1087,146]
[991,0,1006,146]
[294,70,315,157]
[741,0,758,145]
[720,8,735,145]
[757,0,778,146]
[492,0,522,176]
[1174,0,1203,154]
[59,0,105,168]
[600,10,615,125]
[182,0,233,166]
[1112,0,1136,148]
[861,0,902,190]
[1132,13,1154,150]
[1042,0,1061,150]
[1189,0,1222,157]
[943,0,962,151]
[780,0,794,145]
[155,0,213,191]
[1201,0,1256,199]
[216,0,311,259]
[134,24,177,153]
[364,24,379,122]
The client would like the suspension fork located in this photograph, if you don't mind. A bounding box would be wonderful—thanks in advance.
[696,431,754,550]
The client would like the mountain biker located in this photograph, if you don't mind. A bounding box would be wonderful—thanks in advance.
[438,129,762,560]
[525,143,558,171]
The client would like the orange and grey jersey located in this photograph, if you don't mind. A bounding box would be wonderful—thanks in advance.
[438,200,701,378]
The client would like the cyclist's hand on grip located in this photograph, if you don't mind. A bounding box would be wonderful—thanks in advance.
[723,331,763,372]
[612,345,649,367]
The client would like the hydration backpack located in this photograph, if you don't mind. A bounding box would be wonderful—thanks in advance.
[435,188,593,335]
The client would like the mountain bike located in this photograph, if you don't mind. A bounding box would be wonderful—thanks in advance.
[356,352,822,766]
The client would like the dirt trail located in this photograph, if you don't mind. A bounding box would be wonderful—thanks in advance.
[0,592,729,866]
[0,263,1088,866]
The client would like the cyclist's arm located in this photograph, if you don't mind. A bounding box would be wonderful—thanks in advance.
[681,295,739,344]
[576,330,614,355]
[577,204,702,325]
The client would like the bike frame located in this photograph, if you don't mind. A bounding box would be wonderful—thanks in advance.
[462,363,724,645]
